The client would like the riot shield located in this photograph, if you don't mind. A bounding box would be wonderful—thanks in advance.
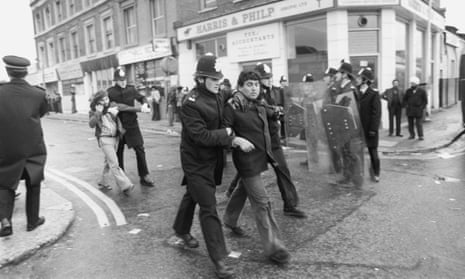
[284,79,365,187]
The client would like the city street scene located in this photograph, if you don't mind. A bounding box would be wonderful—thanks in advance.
[1,0,465,278]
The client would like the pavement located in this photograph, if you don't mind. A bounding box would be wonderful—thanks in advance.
[1,103,463,270]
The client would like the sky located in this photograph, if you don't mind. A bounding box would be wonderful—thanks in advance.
[0,0,464,80]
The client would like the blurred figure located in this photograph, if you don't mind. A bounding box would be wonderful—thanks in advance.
[150,83,162,121]
[382,79,403,137]
[166,86,179,126]
[403,76,427,140]
[70,84,78,114]
[0,55,48,237]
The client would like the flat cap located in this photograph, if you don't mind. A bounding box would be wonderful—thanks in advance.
[3,55,30,71]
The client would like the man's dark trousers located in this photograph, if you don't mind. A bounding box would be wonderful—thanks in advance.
[408,116,424,138]
[116,131,149,178]
[388,105,402,135]
[270,147,299,209]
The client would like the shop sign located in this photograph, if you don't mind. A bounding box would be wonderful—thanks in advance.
[400,0,444,28]
[177,0,333,41]
[445,32,459,47]
[43,67,58,83]
[57,62,82,80]
[227,23,280,62]
[118,42,172,65]
[338,0,398,6]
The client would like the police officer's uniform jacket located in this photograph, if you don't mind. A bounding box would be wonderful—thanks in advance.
[0,78,48,190]
[180,86,234,186]
[224,91,278,178]
[107,84,146,148]
[259,85,282,150]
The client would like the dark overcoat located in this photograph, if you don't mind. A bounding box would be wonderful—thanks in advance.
[223,92,277,178]
[180,87,233,186]
[403,86,427,118]
[358,87,382,148]
[108,84,146,148]
[0,78,48,190]
[381,86,404,109]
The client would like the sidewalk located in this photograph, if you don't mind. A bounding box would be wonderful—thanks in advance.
[0,183,74,268]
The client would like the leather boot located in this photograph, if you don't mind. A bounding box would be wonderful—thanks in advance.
[213,259,234,279]
[0,218,12,237]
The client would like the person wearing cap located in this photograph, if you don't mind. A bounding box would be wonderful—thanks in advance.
[403,76,427,140]
[252,62,307,218]
[357,68,381,182]
[222,70,291,265]
[171,54,253,278]
[381,79,404,137]
[0,55,48,237]
[107,67,155,187]
[279,75,289,88]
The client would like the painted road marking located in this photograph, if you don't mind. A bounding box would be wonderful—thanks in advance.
[46,171,110,228]
[47,168,127,226]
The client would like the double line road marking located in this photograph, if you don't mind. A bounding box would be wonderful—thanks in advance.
[46,168,127,228]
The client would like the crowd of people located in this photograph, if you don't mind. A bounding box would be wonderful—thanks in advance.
[0,53,429,279]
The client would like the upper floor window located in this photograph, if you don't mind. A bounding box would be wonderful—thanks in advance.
[58,36,67,63]
[85,23,97,54]
[69,0,75,15]
[47,39,55,66]
[84,0,91,8]
[150,0,166,36]
[35,13,43,33]
[102,14,114,49]
[45,6,52,28]
[123,6,137,45]
[200,0,216,10]
[70,30,80,59]
[55,0,64,22]
[39,43,46,68]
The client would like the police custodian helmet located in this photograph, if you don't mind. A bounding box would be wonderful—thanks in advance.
[254,62,272,79]
[113,67,126,81]
[195,53,223,79]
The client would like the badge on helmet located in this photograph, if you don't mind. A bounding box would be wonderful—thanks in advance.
[195,54,223,79]
[254,63,272,79]
[114,67,126,81]
[358,67,374,82]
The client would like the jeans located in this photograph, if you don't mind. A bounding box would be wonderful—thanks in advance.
[99,137,132,190]
[223,175,287,257]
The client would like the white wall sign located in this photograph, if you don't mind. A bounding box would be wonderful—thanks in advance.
[44,67,58,82]
[400,0,445,28]
[227,23,280,62]
[338,0,398,6]
[118,42,172,65]
[177,0,333,41]
[57,62,83,80]
[445,32,459,48]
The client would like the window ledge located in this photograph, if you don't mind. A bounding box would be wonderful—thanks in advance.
[198,7,217,14]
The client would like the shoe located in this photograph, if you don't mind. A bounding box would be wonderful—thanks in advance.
[224,224,247,237]
[419,137,424,141]
[98,183,112,191]
[269,249,291,265]
[373,176,380,182]
[0,219,12,237]
[122,184,135,196]
[337,177,351,185]
[299,160,308,166]
[396,134,403,137]
[388,133,393,137]
[27,216,45,232]
[15,192,21,199]
[408,136,415,139]
[140,175,155,187]
[176,233,199,248]
[214,260,234,279]
[283,207,307,218]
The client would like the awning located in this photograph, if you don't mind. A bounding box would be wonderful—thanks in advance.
[80,54,118,72]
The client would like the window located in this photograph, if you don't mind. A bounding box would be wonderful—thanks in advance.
[85,23,97,54]
[69,0,75,15]
[35,13,42,33]
[195,37,227,58]
[286,17,328,82]
[200,0,216,10]
[395,20,408,90]
[45,6,52,28]
[415,28,425,81]
[102,14,114,49]
[39,43,46,68]
[123,6,137,45]
[55,0,63,22]
[84,0,91,8]
[348,13,379,54]
[70,30,80,58]
[58,36,66,63]
[150,0,166,36]
[47,39,55,66]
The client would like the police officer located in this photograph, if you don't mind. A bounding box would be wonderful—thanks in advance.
[171,54,253,278]
[357,68,381,182]
[0,55,48,237]
[253,62,307,218]
[107,67,155,187]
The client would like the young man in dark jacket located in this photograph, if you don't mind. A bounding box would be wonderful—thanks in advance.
[381,79,403,137]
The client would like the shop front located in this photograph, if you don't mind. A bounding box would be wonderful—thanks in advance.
[57,62,85,113]
[80,53,119,99]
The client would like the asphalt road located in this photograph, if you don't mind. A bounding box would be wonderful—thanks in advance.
[1,117,464,279]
